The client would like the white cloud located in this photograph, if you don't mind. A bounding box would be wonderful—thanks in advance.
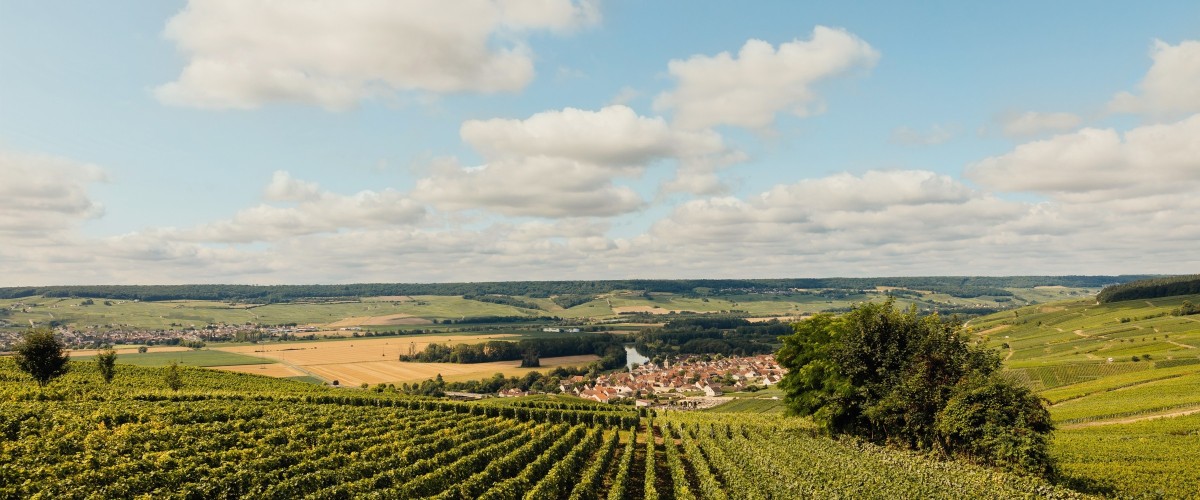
[967,114,1200,200]
[419,105,737,216]
[998,111,1082,138]
[263,171,321,202]
[185,173,426,242]
[0,150,106,235]
[1109,39,1200,119]
[155,0,599,110]
[890,124,958,145]
[653,26,879,130]
[461,105,725,166]
[413,157,645,218]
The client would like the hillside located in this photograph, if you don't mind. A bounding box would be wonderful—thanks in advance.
[1095,274,1200,303]
[0,275,1147,303]
[967,294,1200,497]
[0,359,1084,498]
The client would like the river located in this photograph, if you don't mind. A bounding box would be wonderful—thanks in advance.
[625,345,649,370]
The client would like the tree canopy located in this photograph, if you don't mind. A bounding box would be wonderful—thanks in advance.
[777,300,1054,476]
[12,328,70,387]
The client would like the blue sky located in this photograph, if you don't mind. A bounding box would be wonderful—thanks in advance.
[2,1,1199,285]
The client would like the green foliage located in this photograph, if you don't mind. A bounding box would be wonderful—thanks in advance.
[11,328,70,387]
[95,348,117,384]
[777,300,1055,476]
[164,360,183,391]
[1096,274,1200,303]
[937,376,1055,475]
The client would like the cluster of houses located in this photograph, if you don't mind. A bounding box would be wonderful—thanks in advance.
[566,354,785,405]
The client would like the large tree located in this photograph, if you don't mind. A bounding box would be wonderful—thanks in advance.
[12,328,70,387]
[777,300,1054,475]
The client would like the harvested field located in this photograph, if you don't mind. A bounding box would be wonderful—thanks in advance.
[214,335,521,366]
[612,305,694,315]
[325,314,432,328]
[746,316,807,323]
[303,355,600,387]
[209,364,307,378]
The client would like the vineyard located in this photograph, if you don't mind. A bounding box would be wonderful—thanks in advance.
[0,359,1087,498]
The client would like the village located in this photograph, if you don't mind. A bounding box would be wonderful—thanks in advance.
[497,353,786,410]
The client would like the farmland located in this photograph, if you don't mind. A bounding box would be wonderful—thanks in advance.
[0,359,1085,498]
[963,292,1200,497]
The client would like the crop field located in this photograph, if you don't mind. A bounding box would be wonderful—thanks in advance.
[952,291,1200,498]
[1,284,1106,333]
[205,336,601,386]
[0,360,1085,498]
[71,349,273,368]
[1054,413,1200,498]
[299,355,601,387]
[703,397,785,414]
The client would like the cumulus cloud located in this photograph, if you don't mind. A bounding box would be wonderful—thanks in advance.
[654,26,879,130]
[418,105,737,216]
[1109,39,1200,119]
[155,0,599,110]
[966,114,1200,200]
[184,172,425,242]
[998,111,1082,138]
[0,150,106,235]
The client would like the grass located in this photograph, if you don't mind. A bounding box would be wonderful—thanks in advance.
[1054,413,1200,498]
[72,349,273,367]
[704,397,785,414]
[967,292,1200,498]
[1049,371,1200,423]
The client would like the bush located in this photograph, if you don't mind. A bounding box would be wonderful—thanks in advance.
[777,299,1055,476]
[937,376,1055,476]
[12,328,70,387]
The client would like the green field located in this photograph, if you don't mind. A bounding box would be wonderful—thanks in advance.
[1,284,1104,332]
[703,397,785,414]
[72,349,272,367]
[961,293,1200,498]
[0,359,1083,498]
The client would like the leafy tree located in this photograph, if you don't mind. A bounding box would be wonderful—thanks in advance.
[12,328,70,387]
[95,348,118,384]
[777,299,1054,476]
[164,361,183,391]
[937,375,1055,475]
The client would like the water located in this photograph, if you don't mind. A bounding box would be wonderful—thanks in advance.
[625,345,649,370]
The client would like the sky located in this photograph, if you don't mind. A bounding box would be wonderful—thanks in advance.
[2,1,1200,285]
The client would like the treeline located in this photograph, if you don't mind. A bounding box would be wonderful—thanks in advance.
[435,315,560,325]
[461,294,544,311]
[1096,275,1200,303]
[635,317,787,356]
[550,294,594,309]
[0,275,1151,303]
[399,336,626,370]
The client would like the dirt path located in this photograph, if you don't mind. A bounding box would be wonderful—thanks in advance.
[1146,300,1156,307]
[1062,406,1200,429]
[1165,339,1197,349]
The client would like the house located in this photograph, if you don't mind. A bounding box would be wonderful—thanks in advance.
[701,384,723,397]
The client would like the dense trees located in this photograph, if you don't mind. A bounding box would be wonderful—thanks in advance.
[11,328,70,387]
[399,336,626,370]
[777,300,1055,476]
[1096,274,1200,303]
